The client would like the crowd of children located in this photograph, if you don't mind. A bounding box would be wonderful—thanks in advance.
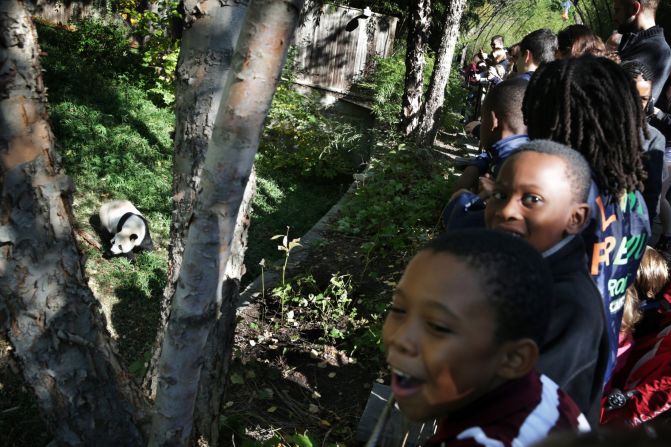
[376,1,671,446]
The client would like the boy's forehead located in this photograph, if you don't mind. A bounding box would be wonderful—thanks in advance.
[402,252,484,299]
[498,151,582,199]
[501,152,566,179]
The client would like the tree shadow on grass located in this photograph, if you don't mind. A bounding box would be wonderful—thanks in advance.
[111,269,163,370]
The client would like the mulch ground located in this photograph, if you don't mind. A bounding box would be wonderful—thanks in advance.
[226,227,406,445]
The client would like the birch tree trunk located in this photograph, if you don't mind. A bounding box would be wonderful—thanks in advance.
[149,0,305,444]
[192,168,255,445]
[399,0,431,136]
[0,1,146,445]
[142,0,248,401]
[415,0,467,148]
[142,3,259,443]
[144,3,260,445]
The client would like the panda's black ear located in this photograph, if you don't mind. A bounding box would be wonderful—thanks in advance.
[130,234,139,242]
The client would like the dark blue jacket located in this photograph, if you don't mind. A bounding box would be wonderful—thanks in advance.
[582,183,651,383]
[462,134,530,176]
[538,235,609,421]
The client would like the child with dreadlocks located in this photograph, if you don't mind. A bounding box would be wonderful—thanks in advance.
[522,56,651,386]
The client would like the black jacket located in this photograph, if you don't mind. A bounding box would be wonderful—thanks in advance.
[620,25,671,105]
[537,235,609,424]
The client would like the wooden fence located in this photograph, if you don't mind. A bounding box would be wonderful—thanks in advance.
[31,0,108,24]
[293,4,398,97]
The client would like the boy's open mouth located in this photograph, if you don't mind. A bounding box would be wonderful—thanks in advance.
[391,368,424,397]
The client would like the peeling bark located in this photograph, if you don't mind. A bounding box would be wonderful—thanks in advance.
[399,0,431,136]
[143,4,259,445]
[415,0,467,148]
[192,168,256,445]
[148,0,305,445]
[0,2,146,445]
[142,0,248,402]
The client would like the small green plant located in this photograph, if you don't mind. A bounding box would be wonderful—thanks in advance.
[271,273,357,344]
[357,50,435,130]
[271,227,301,321]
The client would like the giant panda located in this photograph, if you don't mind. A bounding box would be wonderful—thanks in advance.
[99,200,153,257]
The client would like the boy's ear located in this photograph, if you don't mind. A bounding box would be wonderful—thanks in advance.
[566,203,590,235]
[524,49,533,65]
[633,1,642,16]
[496,338,538,380]
[489,109,499,132]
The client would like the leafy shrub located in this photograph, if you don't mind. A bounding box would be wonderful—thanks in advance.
[74,18,134,73]
[272,273,358,343]
[36,19,146,99]
[442,68,469,132]
[336,140,453,259]
[358,50,435,129]
[116,0,181,105]
[257,80,364,180]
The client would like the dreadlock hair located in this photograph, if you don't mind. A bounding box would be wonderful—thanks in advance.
[523,56,647,199]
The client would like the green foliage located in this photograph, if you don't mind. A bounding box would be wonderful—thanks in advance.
[256,45,365,181]
[257,81,364,180]
[73,18,134,73]
[36,17,145,83]
[271,228,303,320]
[341,0,408,16]
[358,52,405,129]
[49,86,173,213]
[463,0,579,58]
[336,142,452,260]
[116,0,181,104]
[272,273,357,343]
[358,51,434,130]
[442,69,469,133]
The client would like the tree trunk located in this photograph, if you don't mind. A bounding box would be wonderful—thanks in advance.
[142,0,248,402]
[148,0,305,444]
[415,0,467,148]
[0,2,146,445]
[192,168,256,445]
[143,2,258,445]
[399,0,431,136]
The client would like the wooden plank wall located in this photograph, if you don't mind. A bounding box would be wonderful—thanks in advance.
[31,0,108,24]
[293,4,398,97]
